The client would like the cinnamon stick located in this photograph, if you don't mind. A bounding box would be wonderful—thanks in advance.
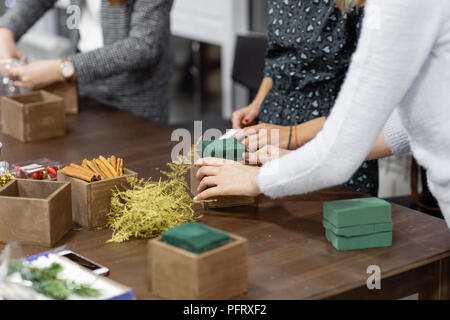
[70,163,100,180]
[82,159,89,170]
[87,160,105,180]
[95,159,114,179]
[99,155,118,177]
[117,158,123,176]
[61,166,97,182]
[109,156,117,171]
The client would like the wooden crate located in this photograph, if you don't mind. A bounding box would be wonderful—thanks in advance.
[148,233,248,299]
[57,168,138,229]
[190,143,257,208]
[44,82,79,114]
[0,90,65,142]
[190,165,257,208]
[0,179,73,247]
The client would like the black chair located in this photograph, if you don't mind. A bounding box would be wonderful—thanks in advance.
[232,34,268,101]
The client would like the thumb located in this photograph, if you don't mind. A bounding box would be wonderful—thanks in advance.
[242,107,259,125]
[15,50,24,60]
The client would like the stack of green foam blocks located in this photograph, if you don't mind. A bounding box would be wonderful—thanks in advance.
[323,198,393,250]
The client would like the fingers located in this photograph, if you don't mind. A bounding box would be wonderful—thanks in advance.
[197,176,218,193]
[234,124,265,141]
[15,50,24,60]
[195,186,223,201]
[195,157,240,167]
[244,146,290,165]
[243,146,272,165]
[244,133,269,153]
[196,165,219,180]
[243,107,259,126]
[232,109,245,129]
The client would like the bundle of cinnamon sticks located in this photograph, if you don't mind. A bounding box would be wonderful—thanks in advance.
[61,155,124,182]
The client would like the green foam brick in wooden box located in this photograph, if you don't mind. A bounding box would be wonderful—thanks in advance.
[323,219,392,237]
[161,223,231,254]
[323,197,392,228]
[202,139,246,162]
[325,229,392,251]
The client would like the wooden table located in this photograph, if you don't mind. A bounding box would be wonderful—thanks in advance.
[0,102,449,300]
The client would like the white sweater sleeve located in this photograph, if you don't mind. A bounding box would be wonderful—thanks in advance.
[383,109,411,156]
[258,0,443,198]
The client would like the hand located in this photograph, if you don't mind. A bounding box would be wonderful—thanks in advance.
[0,28,24,60]
[10,60,64,89]
[194,158,261,200]
[243,145,291,165]
[234,123,293,152]
[232,101,260,129]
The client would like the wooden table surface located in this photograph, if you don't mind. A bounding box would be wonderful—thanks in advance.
[0,102,449,300]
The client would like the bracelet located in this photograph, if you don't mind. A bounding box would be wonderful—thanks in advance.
[293,125,300,149]
[287,126,293,150]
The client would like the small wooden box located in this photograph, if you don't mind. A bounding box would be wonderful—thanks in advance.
[190,142,256,208]
[44,82,79,114]
[57,168,138,229]
[1,90,66,142]
[0,179,73,247]
[148,233,248,300]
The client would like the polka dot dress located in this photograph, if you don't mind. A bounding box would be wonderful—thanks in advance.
[259,0,379,196]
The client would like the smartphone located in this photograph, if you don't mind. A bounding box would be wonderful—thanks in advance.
[58,250,110,276]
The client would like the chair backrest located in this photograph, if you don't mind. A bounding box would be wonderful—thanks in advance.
[232,34,268,93]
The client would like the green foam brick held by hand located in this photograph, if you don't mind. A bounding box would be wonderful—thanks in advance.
[323,219,393,237]
[325,229,392,251]
[323,198,392,228]
[161,223,231,254]
[202,139,246,162]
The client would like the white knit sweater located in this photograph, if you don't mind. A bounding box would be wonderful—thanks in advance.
[257,0,450,229]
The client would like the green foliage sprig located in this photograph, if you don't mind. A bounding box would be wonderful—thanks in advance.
[106,159,200,243]
[7,259,101,300]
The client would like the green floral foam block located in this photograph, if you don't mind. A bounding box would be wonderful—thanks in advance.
[323,219,392,237]
[161,223,231,254]
[325,229,392,251]
[202,139,246,162]
[323,197,392,228]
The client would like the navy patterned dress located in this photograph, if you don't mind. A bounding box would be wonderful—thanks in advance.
[259,0,378,196]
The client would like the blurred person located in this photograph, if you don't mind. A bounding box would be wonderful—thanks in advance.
[232,0,379,196]
[0,0,173,123]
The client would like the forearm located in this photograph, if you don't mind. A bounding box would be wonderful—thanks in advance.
[0,0,57,40]
[295,116,395,161]
[252,77,273,106]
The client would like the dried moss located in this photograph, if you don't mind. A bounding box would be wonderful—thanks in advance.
[106,159,200,243]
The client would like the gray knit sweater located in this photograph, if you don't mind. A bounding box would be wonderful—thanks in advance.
[0,0,174,123]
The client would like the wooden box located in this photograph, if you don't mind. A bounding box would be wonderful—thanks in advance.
[0,90,65,142]
[0,179,73,247]
[190,142,256,208]
[148,233,248,299]
[44,82,79,114]
[57,168,138,229]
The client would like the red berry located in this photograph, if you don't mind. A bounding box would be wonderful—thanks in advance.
[47,167,57,179]
[30,172,41,180]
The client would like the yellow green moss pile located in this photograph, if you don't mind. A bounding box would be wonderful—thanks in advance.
[106,160,198,243]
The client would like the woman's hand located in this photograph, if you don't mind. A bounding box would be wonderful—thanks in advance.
[234,123,293,152]
[243,145,291,165]
[194,158,261,200]
[0,28,24,60]
[232,101,261,129]
[10,59,64,89]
